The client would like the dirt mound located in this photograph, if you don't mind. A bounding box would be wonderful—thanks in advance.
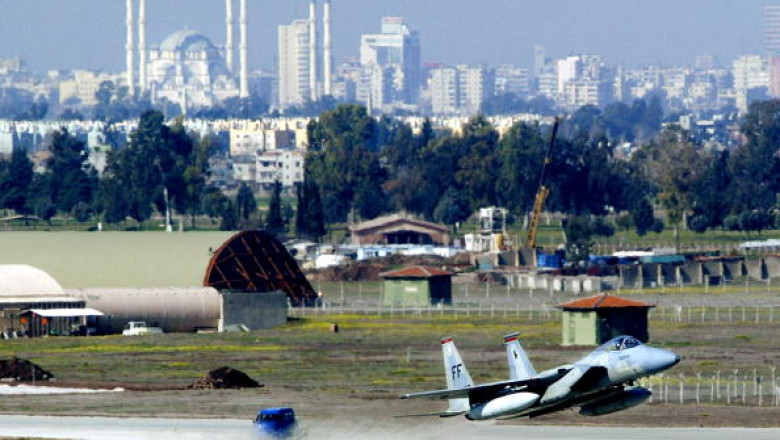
[308,254,451,282]
[0,357,54,382]
[187,366,263,390]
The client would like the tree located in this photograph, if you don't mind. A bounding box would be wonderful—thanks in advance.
[496,122,545,217]
[295,168,326,240]
[456,116,501,211]
[643,129,703,247]
[631,198,656,237]
[236,182,257,221]
[219,199,238,231]
[71,201,91,223]
[728,100,780,213]
[432,187,471,225]
[563,216,594,263]
[265,180,286,235]
[307,104,385,223]
[45,129,98,220]
[0,145,34,215]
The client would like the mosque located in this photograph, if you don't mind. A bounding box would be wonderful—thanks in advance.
[125,0,250,111]
[146,29,239,108]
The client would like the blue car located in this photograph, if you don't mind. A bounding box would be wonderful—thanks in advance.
[254,407,296,438]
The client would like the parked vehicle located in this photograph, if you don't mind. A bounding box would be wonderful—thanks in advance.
[121,321,163,336]
[254,407,297,438]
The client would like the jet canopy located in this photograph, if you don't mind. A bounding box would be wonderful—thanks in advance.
[598,335,641,352]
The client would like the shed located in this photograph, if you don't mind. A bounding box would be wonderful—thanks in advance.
[350,214,451,246]
[379,266,452,307]
[556,294,654,346]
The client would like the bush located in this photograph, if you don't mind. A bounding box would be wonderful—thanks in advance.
[592,217,615,237]
[723,215,740,231]
[689,215,709,234]
[651,218,665,234]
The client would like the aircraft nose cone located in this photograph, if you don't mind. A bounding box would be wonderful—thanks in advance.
[644,349,680,375]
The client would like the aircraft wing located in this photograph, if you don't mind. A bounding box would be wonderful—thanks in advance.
[400,368,570,401]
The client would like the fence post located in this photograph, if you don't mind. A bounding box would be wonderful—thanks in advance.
[679,373,685,404]
[716,370,721,401]
[695,372,701,405]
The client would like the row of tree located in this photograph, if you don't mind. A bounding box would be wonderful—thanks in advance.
[304,100,780,242]
[3,100,780,247]
[0,110,294,233]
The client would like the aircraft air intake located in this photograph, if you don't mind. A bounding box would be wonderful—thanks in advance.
[579,387,651,416]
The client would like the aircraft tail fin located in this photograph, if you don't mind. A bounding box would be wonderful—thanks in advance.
[441,337,473,413]
[504,332,537,380]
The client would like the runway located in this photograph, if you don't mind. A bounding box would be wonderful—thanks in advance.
[0,415,779,440]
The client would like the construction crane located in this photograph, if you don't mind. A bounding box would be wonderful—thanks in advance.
[525,117,560,250]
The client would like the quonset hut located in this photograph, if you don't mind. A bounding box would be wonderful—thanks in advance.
[0,265,101,337]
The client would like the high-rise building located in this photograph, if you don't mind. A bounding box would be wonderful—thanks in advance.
[359,17,421,111]
[278,19,313,108]
[765,6,780,55]
[733,55,770,113]
[495,65,531,96]
[457,65,495,115]
[427,65,494,115]
[429,67,458,115]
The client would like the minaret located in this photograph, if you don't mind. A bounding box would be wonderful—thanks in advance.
[225,0,235,73]
[126,0,135,97]
[309,0,318,101]
[323,0,333,96]
[239,0,249,98]
[139,0,147,94]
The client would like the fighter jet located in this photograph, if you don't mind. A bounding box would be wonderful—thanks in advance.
[400,333,680,420]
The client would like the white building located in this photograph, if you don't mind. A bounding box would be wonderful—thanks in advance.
[359,17,421,111]
[230,127,296,157]
[146,30,239,110]
[428,65,494,115]
[255,150,304,188]
[429,67,459,115]
[59,70,119,106]
[495,65,531,97]
[457,65,494,115]
[732,55,770,113]
[278,19,313,108]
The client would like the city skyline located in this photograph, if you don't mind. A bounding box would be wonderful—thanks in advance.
[0,0,775,74]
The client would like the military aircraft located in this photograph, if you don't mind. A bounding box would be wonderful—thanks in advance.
[400,333,680,420]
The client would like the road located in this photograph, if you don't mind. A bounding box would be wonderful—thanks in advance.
[1,415,779,440]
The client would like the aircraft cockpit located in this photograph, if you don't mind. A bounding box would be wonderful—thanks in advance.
[600,336,641,352]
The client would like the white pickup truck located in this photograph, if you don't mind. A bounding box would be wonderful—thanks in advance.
[122,321,164,336]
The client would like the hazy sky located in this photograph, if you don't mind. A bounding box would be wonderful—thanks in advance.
[0,0,774,73]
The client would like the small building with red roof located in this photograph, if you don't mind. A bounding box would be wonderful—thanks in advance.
[379,266,452,307]
[556,294,654,346]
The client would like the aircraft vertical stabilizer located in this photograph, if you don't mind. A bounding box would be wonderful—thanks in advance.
[504,332,536,380]
[441,337,473,414]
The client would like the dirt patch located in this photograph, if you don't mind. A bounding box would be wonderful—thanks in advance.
[187,367,263,390]
[307,254,453,282]
[0,358,53,382]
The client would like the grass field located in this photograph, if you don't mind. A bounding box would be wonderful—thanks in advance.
[0,231,233,288]
[1,304,779,426]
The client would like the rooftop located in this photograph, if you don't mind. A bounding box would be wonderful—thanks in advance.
[556,294,654,310]
[379,265,452,279]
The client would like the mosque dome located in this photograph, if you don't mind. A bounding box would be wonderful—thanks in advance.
[159,29,218,54]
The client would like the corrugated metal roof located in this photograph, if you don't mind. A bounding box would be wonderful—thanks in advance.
[556,294,653,310]
[0,265,66,297]
[350,214,449,233]
[379,265,452,279]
